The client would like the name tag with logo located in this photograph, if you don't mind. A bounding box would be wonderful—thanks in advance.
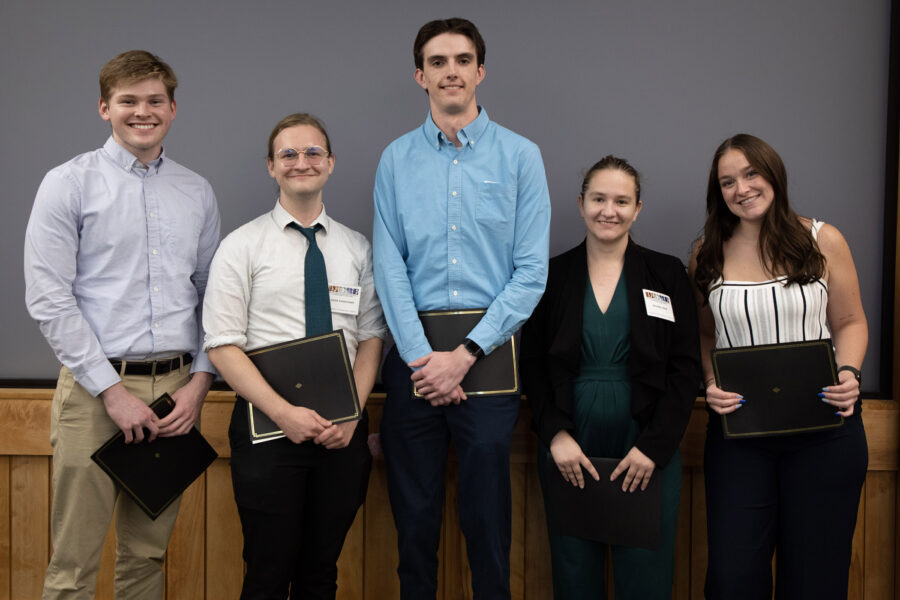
[642,289,675,322]
[329,283,361,316]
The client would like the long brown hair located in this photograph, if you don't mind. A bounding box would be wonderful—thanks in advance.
[693,134,825,300]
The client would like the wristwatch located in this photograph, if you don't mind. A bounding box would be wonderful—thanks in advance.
[462,338,484,359]
[837,365,862,387]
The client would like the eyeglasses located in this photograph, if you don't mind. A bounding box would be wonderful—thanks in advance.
[275,146,330,166]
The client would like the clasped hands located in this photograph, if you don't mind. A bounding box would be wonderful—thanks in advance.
[549,430,655,492]
[273,405,357,449]
[101,373,212,443]
[705,368,859,417]
[408,345,477,406]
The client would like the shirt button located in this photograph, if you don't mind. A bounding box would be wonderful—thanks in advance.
[152,249,158,255]
[452,258,457,264]
[153,286,159,292]
[469,141,475,146]
[153,322,159,329]
[149,211,155,218]
[453,290,458,296]
[451,225,457,231]
[452,191,457,197]
[453,159,458,165]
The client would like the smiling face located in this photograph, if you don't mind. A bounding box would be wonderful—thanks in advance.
[579,168,642,246]
[716,148,775,223]
[98,77,176,165]
[267,124,334,201]
[414,32,484,118]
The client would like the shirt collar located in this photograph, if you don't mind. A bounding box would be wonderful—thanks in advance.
[102,136,165,174]
[272,200,331,233]
[422,106,489,149]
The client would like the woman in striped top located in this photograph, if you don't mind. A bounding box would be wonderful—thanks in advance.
[689,134,868,600]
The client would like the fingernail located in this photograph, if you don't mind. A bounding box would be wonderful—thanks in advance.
[738,399,746,404]
[737,395,744,400]
[834,411,841,416]
[822,387,830,392]
[821,398,831,404]
[817,392,825,398]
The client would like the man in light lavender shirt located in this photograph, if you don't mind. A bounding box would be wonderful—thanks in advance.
[24,50,220,600]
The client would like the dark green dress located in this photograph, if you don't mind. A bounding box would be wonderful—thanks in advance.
[538,273,682,599]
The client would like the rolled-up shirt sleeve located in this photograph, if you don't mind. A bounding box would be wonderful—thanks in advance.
[203,233,251,352]
[356,240,389,343]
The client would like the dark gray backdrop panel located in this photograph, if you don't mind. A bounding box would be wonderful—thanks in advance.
[1,0,889,385]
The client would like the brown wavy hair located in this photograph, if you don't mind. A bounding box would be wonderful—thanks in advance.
[693,134,825,301]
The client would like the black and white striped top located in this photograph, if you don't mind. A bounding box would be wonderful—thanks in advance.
[709,220,830,349]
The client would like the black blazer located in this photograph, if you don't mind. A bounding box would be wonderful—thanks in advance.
[521,239,701,468]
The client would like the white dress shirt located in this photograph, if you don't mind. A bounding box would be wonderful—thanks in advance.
[203,201,387,365]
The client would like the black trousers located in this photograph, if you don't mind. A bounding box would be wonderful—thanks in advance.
[380,346,520,600]
[703,408,867,600]
[229,398,372,600]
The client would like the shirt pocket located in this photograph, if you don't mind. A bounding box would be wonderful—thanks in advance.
[475,181,516,230]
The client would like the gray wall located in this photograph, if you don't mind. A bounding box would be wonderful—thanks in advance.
[1,0,891,386]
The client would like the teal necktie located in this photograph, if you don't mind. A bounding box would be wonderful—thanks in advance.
[288,223,332,336]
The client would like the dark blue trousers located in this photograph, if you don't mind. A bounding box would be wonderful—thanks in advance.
[704,409,867,600]
[380,346,520,600]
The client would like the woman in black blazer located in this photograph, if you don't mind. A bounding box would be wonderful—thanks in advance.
[521,156,701,599]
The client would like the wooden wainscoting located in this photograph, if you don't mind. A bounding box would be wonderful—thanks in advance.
[0,389,897,599]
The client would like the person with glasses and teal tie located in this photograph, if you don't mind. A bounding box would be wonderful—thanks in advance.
[203,113,387,599]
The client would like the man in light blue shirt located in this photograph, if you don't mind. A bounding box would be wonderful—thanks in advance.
[24,50,220,599]
[373,18,550,599]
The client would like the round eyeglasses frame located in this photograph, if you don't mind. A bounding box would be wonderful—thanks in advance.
[275,146,331,167]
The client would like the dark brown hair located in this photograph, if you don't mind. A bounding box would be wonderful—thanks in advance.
[99,50,177,102]
[580,155,641,202]
[693,133,825,300]
[414,18,486,70]
[266,113,332,162]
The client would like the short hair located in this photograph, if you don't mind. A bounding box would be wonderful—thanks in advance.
[266,113,333,162]
[414,18,486,70]
[580,155,642,202]
[99,50,177,102]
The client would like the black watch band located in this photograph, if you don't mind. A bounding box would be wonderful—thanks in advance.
[462,338,484,359]
[837,365,862,387]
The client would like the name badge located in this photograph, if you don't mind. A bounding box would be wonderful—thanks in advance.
[642,289,675,322]
[329,283,361,316]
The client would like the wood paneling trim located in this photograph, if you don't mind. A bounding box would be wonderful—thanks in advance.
[0,390,897,599]
[1,392,897,469]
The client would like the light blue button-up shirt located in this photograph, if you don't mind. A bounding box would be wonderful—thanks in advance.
[373,108,550,364]
[24,136,221,396]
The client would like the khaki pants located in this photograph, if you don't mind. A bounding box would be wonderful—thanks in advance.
[42,363,192,600]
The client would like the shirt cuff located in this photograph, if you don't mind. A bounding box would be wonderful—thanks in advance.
[467,319,504,356]
[77,359,122,398]
[190,351,217,377]
[399,340,433,366]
